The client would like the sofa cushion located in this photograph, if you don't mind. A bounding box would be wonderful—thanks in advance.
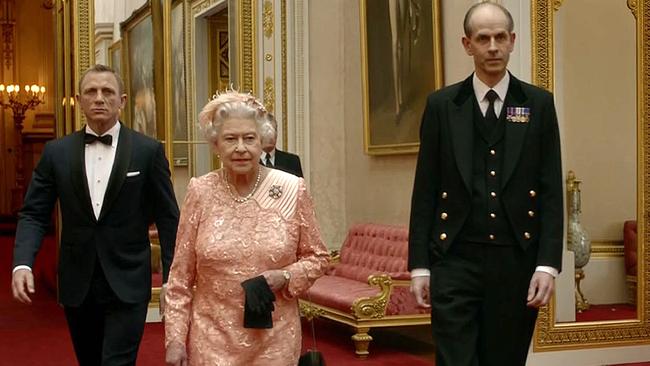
[331,223,410,282]
[624,220,637,276]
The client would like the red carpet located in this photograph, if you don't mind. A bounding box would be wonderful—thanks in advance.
[576,303,637,322]
[0,235,433,365]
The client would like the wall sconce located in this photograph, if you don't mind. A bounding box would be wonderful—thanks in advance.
[0,83,46,212]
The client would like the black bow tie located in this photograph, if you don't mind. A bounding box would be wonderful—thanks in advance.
[84,133,112,146]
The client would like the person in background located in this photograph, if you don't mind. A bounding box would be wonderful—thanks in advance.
[260,113,304,177]
[408,3,563,365]
[164,90,328,366]
[12,64,179,366]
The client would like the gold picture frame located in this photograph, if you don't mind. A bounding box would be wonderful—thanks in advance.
[532,0,650,351]
[108,40,122,82]
[360,0,444,155]
[120,1,156,138]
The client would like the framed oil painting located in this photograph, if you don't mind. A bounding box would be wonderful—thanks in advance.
[108,40,122,81]
[360,0,443,155]
[121,1,157,138]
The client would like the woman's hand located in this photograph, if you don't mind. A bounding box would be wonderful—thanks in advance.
[165,341,188,366]
[261,269,289,292]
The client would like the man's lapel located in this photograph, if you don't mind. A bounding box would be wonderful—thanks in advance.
[501,74,530,188]
[98,124,132,221]
[69,129,96,221]
[449,75,474,193]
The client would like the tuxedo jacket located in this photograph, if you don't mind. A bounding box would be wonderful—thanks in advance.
[408,73,564,272]
[13,124,179,306]
[273,149,303,177]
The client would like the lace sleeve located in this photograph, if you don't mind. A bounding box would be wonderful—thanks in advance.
[284,179,329,297]
[164,177,201,348]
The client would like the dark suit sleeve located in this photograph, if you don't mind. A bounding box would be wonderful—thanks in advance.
[13,142,58,267]
[292,155,304,178]
[537,93,564,271]
[148,143,180,283]
[408,96,440,271]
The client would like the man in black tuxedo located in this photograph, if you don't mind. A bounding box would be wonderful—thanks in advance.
[260,113,304,177]
[408,3,563,366]
[11,64,179,366]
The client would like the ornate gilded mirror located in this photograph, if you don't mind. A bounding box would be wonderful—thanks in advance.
[532,0,650,349]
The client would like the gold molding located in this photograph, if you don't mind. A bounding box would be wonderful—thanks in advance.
[238,0,256,94]
[74,0,93,130]
[553,0,564,11]
[630,0,639,19]
[351,274,392,319]
[262,0,273,38]
[263,76,274,113]
[531,0,650,350]
[591,241,625,258]
[281,0,288,148]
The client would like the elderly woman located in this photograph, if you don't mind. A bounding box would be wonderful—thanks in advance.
[164,91,329,365]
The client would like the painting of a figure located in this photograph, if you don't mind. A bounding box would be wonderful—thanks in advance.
[362,0,443,154]
[127,14,156,138]
[171,1,188,165]
[109,41,122,80]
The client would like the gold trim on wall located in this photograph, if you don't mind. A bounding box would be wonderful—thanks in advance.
[281,0,288,149]
[262,0,273,38]
[531,0,650,351]
[590,241,625,258]
[74,0,93,130]
[263,76,274,113]
[238,0,256,94]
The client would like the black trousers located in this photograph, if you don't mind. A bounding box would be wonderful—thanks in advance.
[63,263,149,366]
[429,241,539,366]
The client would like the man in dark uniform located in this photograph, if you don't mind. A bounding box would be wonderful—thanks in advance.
[408,3,563,365]
[12,64,179,366]
[260,113,304,177]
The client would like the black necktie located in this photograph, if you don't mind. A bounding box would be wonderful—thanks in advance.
[265,154,274,168]
[84,133,112,146]
[484,89,499,132]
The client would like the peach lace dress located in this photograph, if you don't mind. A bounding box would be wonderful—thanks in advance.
[164,168,329,366]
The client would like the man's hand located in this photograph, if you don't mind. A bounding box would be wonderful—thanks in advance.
[527,271,555,308]
[165,341,187,366]
[12,269,35,304]
[159,284,167,317]
[410,276,431,308]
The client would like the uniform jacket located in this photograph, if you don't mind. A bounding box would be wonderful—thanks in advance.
[408,73,564,272]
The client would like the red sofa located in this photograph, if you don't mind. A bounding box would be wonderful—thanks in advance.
[299,223,430,357]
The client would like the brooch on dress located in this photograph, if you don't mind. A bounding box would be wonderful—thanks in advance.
[506,107,530,123]
[269,185,283,199]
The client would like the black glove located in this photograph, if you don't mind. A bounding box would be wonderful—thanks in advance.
[241,275,276,328]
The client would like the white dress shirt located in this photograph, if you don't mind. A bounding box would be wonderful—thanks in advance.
[411,72,558,279]
[85,122,120,219]
[262,150,276,167]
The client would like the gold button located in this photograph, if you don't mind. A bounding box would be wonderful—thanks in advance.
[490,149,496,155]
[490,213,496,219]
[440,233,447,240]
[524,232,531,239]
[490,170,496,176]
[490,192,497,198]
[441,192,448,199]
[528,210,535,217]
[529,190,536,197]
[489,234,495,240]
[441,212,448,220]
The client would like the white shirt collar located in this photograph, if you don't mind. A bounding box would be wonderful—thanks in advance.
[85,121,121,148]
[473,72,510,103]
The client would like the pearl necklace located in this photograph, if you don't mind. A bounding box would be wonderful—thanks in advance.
[225,169,262,203]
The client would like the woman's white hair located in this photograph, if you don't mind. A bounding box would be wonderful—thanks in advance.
[198,89,274,144]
